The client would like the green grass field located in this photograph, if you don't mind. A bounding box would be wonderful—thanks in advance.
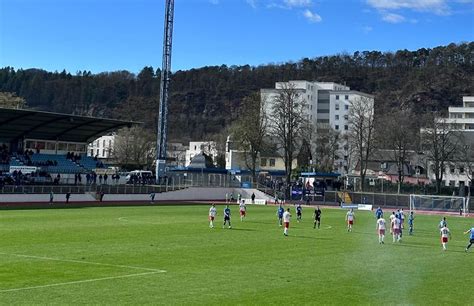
[0,204,472,305]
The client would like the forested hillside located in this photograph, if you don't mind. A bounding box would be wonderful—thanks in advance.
[0,42,472,141]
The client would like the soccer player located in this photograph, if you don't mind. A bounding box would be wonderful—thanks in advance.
[376,216,386,244]
[283,208,291,236]
[313,206,321,229]
[296,204,302,223]
[150,192,155,204]
[49,191,54,204]
[400,209,405,229]
[209,204,217,228]
[440,224,451,251]
[389,211,396,234]
[375,206,383,219]
[408,211,415,235]
[277,205,284,226]
[464,227,474,252]
[239,200,246,221]
[391,216,401,243]
[439,217,447,229]
[223,205,232,229]
[346,209,355,232]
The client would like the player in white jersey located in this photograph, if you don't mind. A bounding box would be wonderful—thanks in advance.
[391,216,401,242]
[376,217,386,244]
[239,200,246,221]
[208,204,217,228]
[282,208,291,236]
[346,209,355,232]
[440,225,451,251]
[389,212,396,234]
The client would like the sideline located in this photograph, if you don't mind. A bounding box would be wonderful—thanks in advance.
[0,271,161,293]
[0,252,165,273]
[0,252,166,293]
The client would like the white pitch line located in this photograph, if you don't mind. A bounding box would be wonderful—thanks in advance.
[325,225,332,229]
[0,252,166,273]
[118,216,160,225]
[0,271,162,293]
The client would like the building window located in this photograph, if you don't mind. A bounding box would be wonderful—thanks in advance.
[269,159,276,167]
[345,95,349,100]
[96,149,99,156]
[460,167,465,174]
[450,167,455,174]
[336,95,339,100]
[90,149,94,156]
[335,125,339,130]
[335,115,339,120]
[335,104,340,110]
[261,158,267,167]
[102,149,105,157]
[344,115,348,120]
[344,125,348,130]
[345,105,349,110]
[310,105,312,110]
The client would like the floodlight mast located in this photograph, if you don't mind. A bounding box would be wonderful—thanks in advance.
[156,0,174,183]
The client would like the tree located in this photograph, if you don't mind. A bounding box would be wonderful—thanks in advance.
[314,125,340,173]
[231,92,268,182]
[453,132,474,197]
[421,113,460,193]
[268,83,308,196]
[347,96,376,191]
[0,92,26,109]
[112,126,155,170]
[377,107,417,193]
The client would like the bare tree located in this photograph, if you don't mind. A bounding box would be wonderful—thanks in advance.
[346,96,376,191]
[454,133,474,197]
[314,125,340,172]
[112,126,155,169]
[0,92,26,109]
[378,107,417,193]
[421,113,460,193]
[232,92,268,182]
[268,83,308,196]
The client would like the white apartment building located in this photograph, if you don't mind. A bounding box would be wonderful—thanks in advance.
[445,96,474,130]
[88,134,115,159]
[261,81,374,175]
[185,141,218,167]
[426,96,474,187]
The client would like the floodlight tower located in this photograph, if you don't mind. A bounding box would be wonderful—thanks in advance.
[156,0,174,183]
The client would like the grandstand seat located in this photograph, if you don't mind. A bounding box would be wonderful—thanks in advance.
[77,155,108,171]
[30,154,83,174]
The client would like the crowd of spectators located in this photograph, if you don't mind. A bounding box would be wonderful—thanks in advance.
[66,152,81,162]
[127,173,155,185]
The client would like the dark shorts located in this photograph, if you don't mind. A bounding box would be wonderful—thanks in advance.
[470,238,474,243]
[224,216,230,221]
[315,217,321,221]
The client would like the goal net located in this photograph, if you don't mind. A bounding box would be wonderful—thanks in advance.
[409,194,469,216]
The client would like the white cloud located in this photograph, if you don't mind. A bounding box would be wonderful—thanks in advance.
[246,0,258,8]
[303,9,322,22]
[382,12,406,22]
[209,0,219,4]
[284,0,313,8]
[362,25,373,33]
[366,0,449,14]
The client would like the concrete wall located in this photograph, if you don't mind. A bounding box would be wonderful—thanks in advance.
[0,187,274,204]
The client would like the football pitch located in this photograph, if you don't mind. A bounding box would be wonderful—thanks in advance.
[0,204,472,305]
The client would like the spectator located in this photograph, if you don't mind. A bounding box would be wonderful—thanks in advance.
[104,173,108,184]
[99,174,103,185]
[66,192,71,203]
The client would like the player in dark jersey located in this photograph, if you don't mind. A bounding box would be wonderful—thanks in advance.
[296,204,302,222]
[223,205,232,229]
[277,205,284,226]
[313,206,321,229]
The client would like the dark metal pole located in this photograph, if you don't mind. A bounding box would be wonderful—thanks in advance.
[156,0,174,183]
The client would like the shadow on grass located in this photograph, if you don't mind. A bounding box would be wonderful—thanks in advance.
[228,228,257,232]
[291,235,329,240]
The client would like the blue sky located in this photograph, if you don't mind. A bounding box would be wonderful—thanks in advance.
[0,0,473,74]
